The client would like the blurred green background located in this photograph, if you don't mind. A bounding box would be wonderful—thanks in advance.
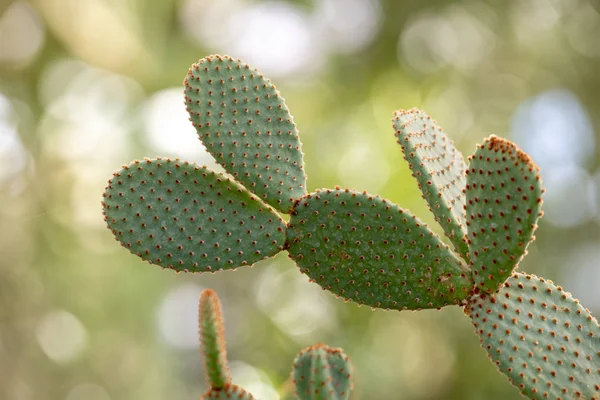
[1,0,599,399]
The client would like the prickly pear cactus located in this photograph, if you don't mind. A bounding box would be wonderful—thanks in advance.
[468,273,600,399]
[197,289,353,400]
[103,158,286,272]
[465,136,543,293]
[101,54,599,399]
[287,188,472,310]
[184,54,306,213]
[202,385,256,400]
[292,343,353,400]
[393,108,469,259]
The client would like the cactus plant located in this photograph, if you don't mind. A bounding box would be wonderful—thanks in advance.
[197,289,352,400]
[292,343,352,400]
[102,54,600,399]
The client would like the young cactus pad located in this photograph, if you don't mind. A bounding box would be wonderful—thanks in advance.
[393,108,469,259]
[468,273,600,399]
[465,136,543,293]
[199,289,230,389]
[102,158,286,272]
[184,54,307,213]
[292,343,353,400]
[287,188,472,310]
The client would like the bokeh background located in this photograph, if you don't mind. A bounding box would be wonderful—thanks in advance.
[1,0,599,399]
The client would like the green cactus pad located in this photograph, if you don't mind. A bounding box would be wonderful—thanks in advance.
[184,54,307,213]
[102,157,286,272]
[465,136,543,293]
[468,272,600,399]
[287,188,473,310]
[293,343,352,400]
[199,289,230,389]
[393,108,469,259]
[201,385,256,400]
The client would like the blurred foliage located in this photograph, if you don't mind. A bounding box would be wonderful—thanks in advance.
[1,0,599,399]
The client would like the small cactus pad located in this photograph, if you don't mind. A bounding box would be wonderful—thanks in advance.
[287,189,473,310]
[465,136,543,293]
[201,385,256,400]
[293,343,352,400]
[393,108,469,258]
[199,289,230,389]
[468,272,600,399]
[184,55,307,213]
[102,158,286,272]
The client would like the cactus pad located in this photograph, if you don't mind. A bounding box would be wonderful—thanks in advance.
[184,54,307,213]
[293,343,352,400]
[201,385,256,400]
[102,158,286,272]
[468,272,600,399]
[465,136,543,293]
[287,188,473,310]
[199,289,230,389]
[393,108,469,258]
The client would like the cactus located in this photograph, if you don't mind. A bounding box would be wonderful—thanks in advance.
[199,289,230,389]
[102,54,599,398]
[102,158,286,272]
[184,55,306,213]
[292,343,352,400]
[465,136,543,293]
[287,188,472,310]
[197,289,353,400]
[468,272,600,399]
[393,108,469,259]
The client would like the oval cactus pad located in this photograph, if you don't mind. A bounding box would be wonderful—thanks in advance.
[287,189,473,310]
[468,272,600,399]
[184,55,307,213]
[393,108,469,259]
[102,158,286,272]
[465,136,544,293]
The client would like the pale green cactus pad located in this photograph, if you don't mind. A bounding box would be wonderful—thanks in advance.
[287,188,472,310]
[292,343,352,400]
[184,54,307,213]
[465,136,544,293]
[201,385,256,400]
[393,108,469,259]
[199,289,230,389]
[468,272,600,399]
[102,158,286,272]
